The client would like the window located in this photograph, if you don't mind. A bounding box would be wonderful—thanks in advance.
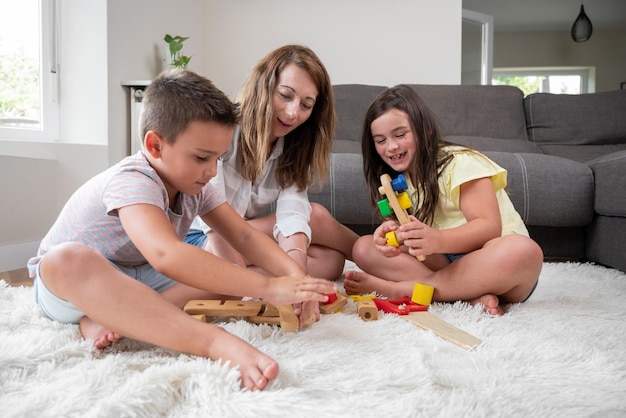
[492,67,595,96]
[0,0,58,141]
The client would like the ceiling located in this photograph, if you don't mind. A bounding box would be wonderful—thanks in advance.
[463,0,626,32]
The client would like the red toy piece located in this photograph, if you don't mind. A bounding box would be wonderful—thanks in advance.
[373,296,428,315]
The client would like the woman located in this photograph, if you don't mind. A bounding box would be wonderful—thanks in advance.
[186,44,359,324]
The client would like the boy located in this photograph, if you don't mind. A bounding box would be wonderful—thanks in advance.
[27,69,336,392]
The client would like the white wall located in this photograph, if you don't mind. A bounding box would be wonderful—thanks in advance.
[0,0,461,272]
[493,29,626,93]
[203,0,461,98]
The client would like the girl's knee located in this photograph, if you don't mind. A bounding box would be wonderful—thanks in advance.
[352,235,374,264]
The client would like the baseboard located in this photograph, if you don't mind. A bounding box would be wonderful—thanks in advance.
[0,241,39,272]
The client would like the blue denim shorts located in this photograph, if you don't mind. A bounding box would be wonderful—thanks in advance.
[185,229,208,248]
[34,260,177,324]
[445,253,466,263]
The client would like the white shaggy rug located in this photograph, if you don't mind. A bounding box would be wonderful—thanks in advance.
[1,262,626,418]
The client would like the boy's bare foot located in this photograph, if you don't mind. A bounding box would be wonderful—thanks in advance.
[79,316,123,349]
[208,326,279,391]
[343,270,405,299]
[469,294,504,316]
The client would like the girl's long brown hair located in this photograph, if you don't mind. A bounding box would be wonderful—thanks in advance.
[236,44,335,190]
[361,84,454,226]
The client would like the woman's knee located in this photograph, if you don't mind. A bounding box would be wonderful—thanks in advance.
[309,202,333,227]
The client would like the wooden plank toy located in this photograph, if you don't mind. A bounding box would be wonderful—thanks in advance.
[377,173,426,261]
[373,295,482,350]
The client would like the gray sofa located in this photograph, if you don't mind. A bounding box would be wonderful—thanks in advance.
[309,84,626,272]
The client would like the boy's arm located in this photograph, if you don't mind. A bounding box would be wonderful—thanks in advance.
[118,203,332,303]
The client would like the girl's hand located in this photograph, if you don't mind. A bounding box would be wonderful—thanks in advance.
[396,216,439,258]
[264,275,336,306]
[373,221,402,257]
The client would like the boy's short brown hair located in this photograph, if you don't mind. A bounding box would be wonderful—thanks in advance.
[139,69,238,144]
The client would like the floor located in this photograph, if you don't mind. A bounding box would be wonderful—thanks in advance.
[1,267,32,287]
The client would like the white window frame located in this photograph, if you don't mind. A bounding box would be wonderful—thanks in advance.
[0,0,59,142]
[493,67,596,94]
[462,9,494,86]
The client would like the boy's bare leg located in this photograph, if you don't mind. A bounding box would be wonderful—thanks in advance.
[347,234,542,314]
[40,242,279,391]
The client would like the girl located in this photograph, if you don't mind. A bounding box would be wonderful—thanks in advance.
[186,45,359,325]
[344,85,543,315]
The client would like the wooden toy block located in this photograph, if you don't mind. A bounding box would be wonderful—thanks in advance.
[411,282,434,306]
[356,299,378,321]
[183,299,299,332]
[190,314,206,322]
[319,292,348,314]
[378,173,426,261]
[276,304,299,332]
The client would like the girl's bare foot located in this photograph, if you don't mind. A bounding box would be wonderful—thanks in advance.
[79,316,123,349]
[208,326,279,391]
[343,270,405,298]
[469,294,504,316]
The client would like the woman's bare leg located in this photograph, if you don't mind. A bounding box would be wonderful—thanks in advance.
[39,242,279,391]
[205,206,359,281]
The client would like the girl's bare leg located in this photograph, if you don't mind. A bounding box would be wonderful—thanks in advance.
[347,234,543,314]
[40,242,279,391]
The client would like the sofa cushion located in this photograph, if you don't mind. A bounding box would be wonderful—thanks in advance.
[586,150,626,217]
[538,144,626,163]
[408,84,528,140]
[333,84,387,143]
[309,153,376,226]
[332,139,361,154]
[586,215,626,272]
[524,90,626,145]
[449,136,543,154]
[484,152,594,227]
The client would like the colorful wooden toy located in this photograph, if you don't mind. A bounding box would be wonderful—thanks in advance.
[411,282,435,306]
[319,292,348,314]
[356,299,378,321]
[184,292,347,332]
[377,173,426,261]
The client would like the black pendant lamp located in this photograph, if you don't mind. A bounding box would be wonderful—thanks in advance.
[571,2,593,42]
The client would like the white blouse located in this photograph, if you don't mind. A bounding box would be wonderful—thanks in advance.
[191,135,312,245]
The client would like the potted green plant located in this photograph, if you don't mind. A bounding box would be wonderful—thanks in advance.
[164,34,191,68]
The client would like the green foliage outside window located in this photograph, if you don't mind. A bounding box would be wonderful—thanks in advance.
[0,46,39,124]
[492,76,543,97]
